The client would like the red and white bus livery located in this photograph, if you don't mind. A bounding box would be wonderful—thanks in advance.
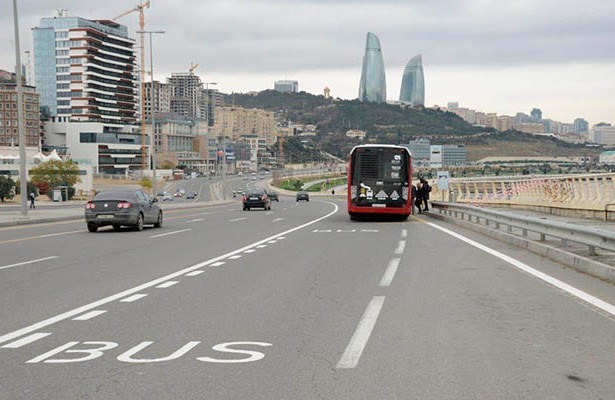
[347,144,413,219]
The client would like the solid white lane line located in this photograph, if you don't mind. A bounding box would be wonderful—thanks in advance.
[230,217,247,222]
[273,218,284,223]
[185,270,204,276]
[150,229,192,239]
[337,296,386,369]
[0,202,339,345]
[244,249,256,253]
[187,218,205,223]
[156,281,179,289]
[425,221,615,318]
[211,261,226,267]
[2,333,51,349]
[394,240,406,255]
[72,310,107,321]
[119,294,148,303]
[379,258,401,287]
[401,229,408,239]
[0,256,58,272]
[229,255,242,260]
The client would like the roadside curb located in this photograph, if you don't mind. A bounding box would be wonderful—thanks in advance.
[0,200,236,228]
[426,211,615,285]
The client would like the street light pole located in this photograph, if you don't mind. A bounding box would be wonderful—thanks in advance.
[138,30,165,197]
[12,0,27,216]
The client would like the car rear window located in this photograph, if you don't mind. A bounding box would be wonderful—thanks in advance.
[94,191,135,201]
[247,191,264,196]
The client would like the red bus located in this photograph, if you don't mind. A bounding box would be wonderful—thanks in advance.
[347,144,413,219]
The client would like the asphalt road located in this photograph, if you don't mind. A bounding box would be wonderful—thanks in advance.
[1,192,614,399]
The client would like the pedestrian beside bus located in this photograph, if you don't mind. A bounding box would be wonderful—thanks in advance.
[414,181,423,213]
[419,178,431,212]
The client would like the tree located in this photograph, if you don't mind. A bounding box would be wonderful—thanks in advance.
[0,176,15,202]
[30,160,80,188]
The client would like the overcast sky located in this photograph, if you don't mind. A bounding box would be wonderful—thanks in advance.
[2,0,614,125]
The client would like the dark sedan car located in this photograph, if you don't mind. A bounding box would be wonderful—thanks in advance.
[267,191,279,202]
[243,190,271,211]
[296,191,310,202]
[85,190,163,232]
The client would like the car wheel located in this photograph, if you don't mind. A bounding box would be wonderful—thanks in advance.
[306,199,309,202]
[246,207,250,211]
[154,211,163,228]
[134,213,144,231]
[87,223,98,233]
[112,224,121,231]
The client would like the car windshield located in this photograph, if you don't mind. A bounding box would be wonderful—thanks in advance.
[94,191,135,201]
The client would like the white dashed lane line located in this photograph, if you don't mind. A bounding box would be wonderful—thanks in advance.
[229,255,242,260]
[230,217,248,222]
[187,218,205,223]
[185,270,204,276]
[211,261,226,267]
[394,240,406,255]
[156,281,179,289]
[150,229,192,239]
[379,258,401,287]
[0,256,59,272]
[273,218,284,223]
[120,294,148,303]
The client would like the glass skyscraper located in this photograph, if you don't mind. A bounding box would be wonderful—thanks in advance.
[399,55,425,106]
[358,32,386,103]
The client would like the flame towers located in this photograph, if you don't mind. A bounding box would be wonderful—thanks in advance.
[358,32,386,103]
[399,55,425,106]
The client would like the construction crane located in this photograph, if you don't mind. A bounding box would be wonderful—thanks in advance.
[189,62,199,75]
[113,1,151,172]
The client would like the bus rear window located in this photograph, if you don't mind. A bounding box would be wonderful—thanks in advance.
[353,148,407,184]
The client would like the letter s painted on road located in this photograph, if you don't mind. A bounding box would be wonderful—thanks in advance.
[197,341,272,364]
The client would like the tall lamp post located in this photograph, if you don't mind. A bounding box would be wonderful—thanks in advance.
[138,30,165,196]
[12,0,27,216]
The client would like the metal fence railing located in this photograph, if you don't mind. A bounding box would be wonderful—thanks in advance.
[431,202,615,257]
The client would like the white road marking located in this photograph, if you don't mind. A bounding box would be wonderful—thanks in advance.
[244,249,256,253]
[37,230,83,239]
[211,261,226,267]
[2,333,51,349]
[379,258,401,287]
[0,256,58,272]
[230,217,247,222]
[425,221,615,318]
[187,218,205,223]
[266,211,274,215]
[150,229,192,239]
[337,229,356,233]
[361,229,379,233]
[119,294,148,303]
[278,237,286,240]
[229,255,242,260]
[313,229,332,233]
[256,245,267,248]
[401,229,408,239]
[0,202,339,346]
[72,310,107,321]
[156,281,179,289]
[337,296,386,369]
[267,240,277,244]
[273,218,284,223]
[394,240,406,255]
[185,270,204,276]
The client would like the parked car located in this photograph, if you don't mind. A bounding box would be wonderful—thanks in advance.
[186,191,197,199]
[85,190,162,232]
[243,190,271,211]
[267,191,279,202]
[296,191,310,202]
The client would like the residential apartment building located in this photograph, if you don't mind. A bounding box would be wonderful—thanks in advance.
[144,81,171,118]
[0,83,41,147]
[33,11,138,126]
[148,113,208,170]
[591,124,615,146]
[167,73,206,119]
[213,106,277,145]
[517,123,545,134]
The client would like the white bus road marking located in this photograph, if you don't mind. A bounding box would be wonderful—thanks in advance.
[185,270,204,276]
[211,261,226,267]
[187,218,205,223]
[337,296,386,369]
[394,240,406,255]
[150,229,192,239]
[230,217,248,222]
[0,202,339,346]
[2,333,51,349]
[0,256,58,272]
[119,294,148,303]
[425,221,615,318]
[401,229,408,239]
[156,281,179,289]
[379,258,401,287]
[72,310,107,321]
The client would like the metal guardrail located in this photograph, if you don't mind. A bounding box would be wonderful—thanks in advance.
[431,202,615,257]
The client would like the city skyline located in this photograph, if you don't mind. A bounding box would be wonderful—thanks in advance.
[1,0,613,124]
